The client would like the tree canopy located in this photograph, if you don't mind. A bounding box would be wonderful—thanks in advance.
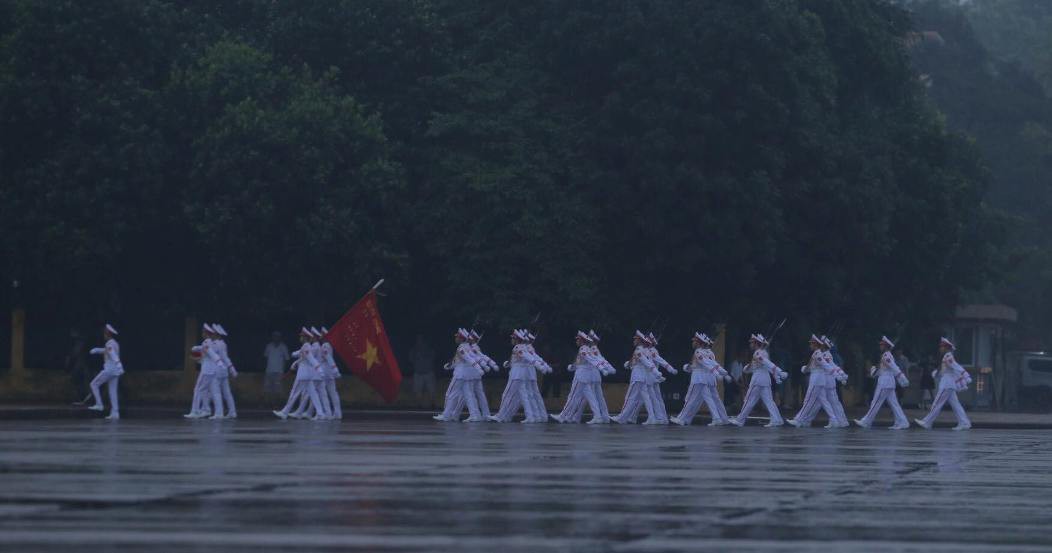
[0,0,1004,367]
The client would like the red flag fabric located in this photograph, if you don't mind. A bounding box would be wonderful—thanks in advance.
[326,289,402,403]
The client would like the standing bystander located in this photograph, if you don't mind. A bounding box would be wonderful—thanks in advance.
[263,331,290,400]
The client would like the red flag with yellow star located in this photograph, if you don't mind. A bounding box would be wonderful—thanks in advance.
[327,289,402,403]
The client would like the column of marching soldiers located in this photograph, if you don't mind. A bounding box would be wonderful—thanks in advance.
[82,322,973,429]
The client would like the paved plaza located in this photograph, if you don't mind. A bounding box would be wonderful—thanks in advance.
[0,417,1050,552]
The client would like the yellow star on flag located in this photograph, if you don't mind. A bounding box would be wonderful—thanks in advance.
[358,340,380,371]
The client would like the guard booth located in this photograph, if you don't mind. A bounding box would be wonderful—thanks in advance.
[946,304,1016,410]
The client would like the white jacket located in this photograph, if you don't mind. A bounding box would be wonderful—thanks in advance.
[90,338,124,375]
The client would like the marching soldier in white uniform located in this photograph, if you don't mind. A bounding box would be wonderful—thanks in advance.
[854,336,910,429]
[730,334,786,427]
[671,332,731,426]
[644,332,677,424]
[551,331,613,424]
[87,324,124,420]
[188,323,227,419]
[915,337,972,430]
[212,323,238,419]
[491,329,549,423]
[820,337,850,428]
[319,326,342,420]
[274,327,330,420]
[586,330,615,422]
[788,335,841,428]
[466,330,496,419]
[521,331,551,420]
[612,331,663,424]
[434,328,487,422]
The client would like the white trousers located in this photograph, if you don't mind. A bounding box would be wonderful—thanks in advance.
[613,381,657,424]
[920,387,971,427]
[735,385,783,425]
[216,376,236,417]
[192,374,223,417]
[648,383,669,423]
[556,381,609,423]
[793,382,839,425]
[526,379,547,420]
[471,380,491,418]
[280,380,307,414]
[438,377,482,421]
[827,385,848,425]
[90,371,121,416]
[675,383,729,425]
[859,387,908,427]
[325,378,342,418]
[492,379,537,422]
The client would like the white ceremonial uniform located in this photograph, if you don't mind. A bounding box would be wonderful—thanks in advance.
[214,338,238,418]
[435,343,485,422]
[917,351,972,429]
[321,341,342,419]
[553,344,612,424]
[522,343,550,420]
[492,344,549,423]
[587,344,614,422]
[307,341,334,419]
[644,346,677,424]
[190,338,225,418]
[468,343,496,419]
[89,338,124,418]
[612,346,661,424]
[822,351,850,427]
[732,348,784,426]
[857,351,909,429]
[673,347,731,426]
[790,350,840,427]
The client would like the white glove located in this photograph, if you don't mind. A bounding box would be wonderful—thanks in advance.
[623,361,630,369]
[667,368,678,375]
[682,363,690,372]
[502,361,509,369]
[723,374,732,382]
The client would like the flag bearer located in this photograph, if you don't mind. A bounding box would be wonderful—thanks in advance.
[87,323,124,420]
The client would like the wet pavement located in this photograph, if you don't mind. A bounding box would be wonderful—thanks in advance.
[0,418,1050,552]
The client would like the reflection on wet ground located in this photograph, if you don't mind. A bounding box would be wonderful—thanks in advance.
[0,419,1050,552]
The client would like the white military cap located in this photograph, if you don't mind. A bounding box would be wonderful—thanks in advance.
[525,331,537,342]
[575,330,592,343]
[105,323,118,335]
[694,332,713,346]
[939,336,955,350]
[213,324,227,337]
[809,334,822,344]
[880,335,895,348]
[203,323,215,334]
[309,326,322,338]
[469,329,481,341]
[300,327,313,338]
[821,336,834,348]
[455,328,471,340]
[647,332,659,346]
[749,333,768,345]
[320,326,329,335]
[588,330,601,343]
